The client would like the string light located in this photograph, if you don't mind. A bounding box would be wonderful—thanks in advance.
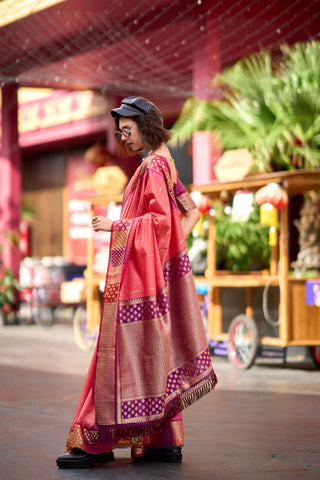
[0,0,319,97]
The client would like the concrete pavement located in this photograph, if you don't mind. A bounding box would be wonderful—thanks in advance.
[0,322,319,480]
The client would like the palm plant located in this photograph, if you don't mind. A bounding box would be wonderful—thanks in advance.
[171,41,320,173]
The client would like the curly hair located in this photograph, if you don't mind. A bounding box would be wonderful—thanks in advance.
[114,98,171,155]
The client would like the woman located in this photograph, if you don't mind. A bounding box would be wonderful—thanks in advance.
[56,96,217,469]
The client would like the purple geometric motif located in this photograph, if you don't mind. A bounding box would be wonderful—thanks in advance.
[83,428,99,445]
[164,250,191,285]
[165,350,212,396]
[119,302,143,324]
[121,395,165,419]
[163,262,173,284]
[157,289,169,316]
[110,247,125,267]
[177,252,192,276]
[119,290,169,324]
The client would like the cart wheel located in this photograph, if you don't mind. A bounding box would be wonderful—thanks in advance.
[228,315,258,369]
[73,306,98,351]
[34,306,55,327]
[310,346,320,368]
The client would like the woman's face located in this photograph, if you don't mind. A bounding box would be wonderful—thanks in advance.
[118,117,144,153]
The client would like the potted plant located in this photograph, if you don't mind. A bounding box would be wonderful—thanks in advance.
[188,202,270,274]
[0,235,20,325]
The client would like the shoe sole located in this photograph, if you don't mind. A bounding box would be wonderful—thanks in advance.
[56,451,114,469]
[132,450,182,463]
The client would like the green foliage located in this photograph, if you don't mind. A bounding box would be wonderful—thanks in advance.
[215,203,271,271]
[0,266,19,308]
[21,201,35,222]
[171,41,320,173]
[0,232,20,310]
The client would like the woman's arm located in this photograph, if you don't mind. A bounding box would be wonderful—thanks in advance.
[181,207,201,239]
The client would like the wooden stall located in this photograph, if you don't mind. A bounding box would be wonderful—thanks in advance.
[193,170,320,368]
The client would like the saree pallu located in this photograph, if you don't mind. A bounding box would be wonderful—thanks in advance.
[65,155,217,453]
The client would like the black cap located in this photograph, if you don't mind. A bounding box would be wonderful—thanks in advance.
[111,96,154,118]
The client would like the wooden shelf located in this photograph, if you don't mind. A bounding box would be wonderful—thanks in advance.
[193,169,320,198]
[195,273,279,288]
[209,333,229,342]
[259,337,286,347]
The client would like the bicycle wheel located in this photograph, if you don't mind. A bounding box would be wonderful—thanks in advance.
[73,306,98,351]
[310,346,320,368]
[33,306,55,327]
[228,314,258,369]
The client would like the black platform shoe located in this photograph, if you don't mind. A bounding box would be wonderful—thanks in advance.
[131,446,182,463]
[56,449,114,469]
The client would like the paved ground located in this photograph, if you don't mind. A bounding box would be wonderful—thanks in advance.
[0,321,319,480]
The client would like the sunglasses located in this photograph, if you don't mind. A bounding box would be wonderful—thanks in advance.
[115,125,137,141]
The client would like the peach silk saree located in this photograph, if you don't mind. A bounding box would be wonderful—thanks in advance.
[65,155,217,453]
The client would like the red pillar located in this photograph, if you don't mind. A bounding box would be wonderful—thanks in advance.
[192,21,221,185]
[0,83,21,278]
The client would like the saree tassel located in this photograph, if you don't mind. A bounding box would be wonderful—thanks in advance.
[181,375,217,410]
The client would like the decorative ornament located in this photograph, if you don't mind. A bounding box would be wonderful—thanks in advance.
[255,182,288,211]
[92,167,128,195]
[84,143,113,167]
[74,166,128,195]
[214,149,254,182]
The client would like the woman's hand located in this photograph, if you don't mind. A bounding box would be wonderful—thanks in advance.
[91,215,113,232]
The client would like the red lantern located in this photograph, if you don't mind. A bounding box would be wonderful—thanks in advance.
[19,220,30,257]
[255,183,288,211]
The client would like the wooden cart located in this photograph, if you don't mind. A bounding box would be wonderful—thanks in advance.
[73,193,122,350]
[193,170,320,368]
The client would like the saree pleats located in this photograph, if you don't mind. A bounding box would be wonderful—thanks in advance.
[65,155,217,453]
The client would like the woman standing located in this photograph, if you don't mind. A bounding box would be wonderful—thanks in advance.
[57,96,217,469]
